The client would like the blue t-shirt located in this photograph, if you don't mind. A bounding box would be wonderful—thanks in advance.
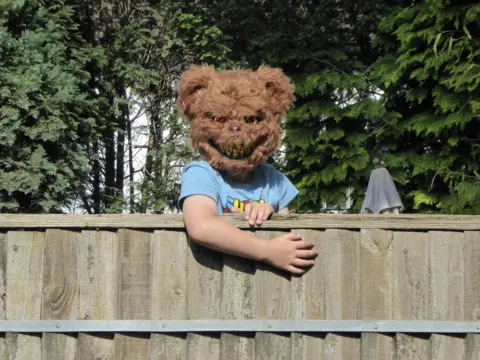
[179,160,299,214]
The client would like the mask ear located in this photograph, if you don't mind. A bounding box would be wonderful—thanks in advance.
[177,65,215,119]
[256,65,295,115]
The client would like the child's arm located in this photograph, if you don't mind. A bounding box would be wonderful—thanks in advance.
[183,195,318,274]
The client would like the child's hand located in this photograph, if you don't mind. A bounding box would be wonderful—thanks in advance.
[264,232,318,274]
[231,202,275,226]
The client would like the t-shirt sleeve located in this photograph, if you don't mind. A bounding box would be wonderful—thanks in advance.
[266,165,299,211]
[178,163,219,211]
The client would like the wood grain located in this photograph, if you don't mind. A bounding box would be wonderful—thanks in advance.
[150,334,187,360]
[1,213,479,230]
[41,333,76,360]
[187,236,222,360]
[255,332,291,360]
[466,334,480,360]
[324,229,360,360]
[114,230,152,358]
[292,230,325,321]
[42,230,79,320]
[76,333,114,360]
[187,333,221,360]
[429,231,465,359]
[0,233,6,321]
[6,231,45,359]
[431,334,465,360]
[113,334,150,360]
[150,230,188,360]
[324,229,360,320]
[220,232,256,360]
[77,230,117,359]
[5,333,42,360]
[220,333,255,360]
[394,231,430,360]
[464,232,480,321]
[361,333,394,360]
[291,333,325,360]
[395,334,430,360]
[393,232,429,320]
[254,231,292,359]
[360,229,394,360]
[41,230,79,360]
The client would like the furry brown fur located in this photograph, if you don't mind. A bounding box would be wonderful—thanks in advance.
[177,65,295,179]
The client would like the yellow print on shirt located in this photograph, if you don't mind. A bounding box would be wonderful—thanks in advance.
[223,196,265,213]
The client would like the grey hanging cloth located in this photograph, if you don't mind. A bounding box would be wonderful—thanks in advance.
[361,167,404,214]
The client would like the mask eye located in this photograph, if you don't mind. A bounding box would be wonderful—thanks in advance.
[244,115,264,124]
[206,113,227,123]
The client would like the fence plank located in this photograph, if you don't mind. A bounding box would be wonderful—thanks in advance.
[324,229,360,360]
[6,231,45,359]
[187,236,222,360]
[255,231,292,358]
[77,230,117,359]
[394,231,430,360]
[5,333,42,360]
[360,229,394,360]
[256,333,290,360]
[395,334,430,360]
[41,334,77,360]
[41,230,79,360]
[76,333,114,360]
[150,334,187,360]
[464,232,480,321]
[150,230,188,360]
[430,231,465,359]
[361,333,394,360]
[220,333,255,360]
[220,236,256,360]
[325,333,360,360]
[431,334,465,360]
[187,334,221,360]
[114,230,152,359]
[292,230,325,321]
[393,232,429,320]
[466,334,480,360]
[291,333,325,360]
[113,334,150,360]
[0,233,6,321]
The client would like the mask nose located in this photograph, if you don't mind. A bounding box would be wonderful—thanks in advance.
[229,125,241,132]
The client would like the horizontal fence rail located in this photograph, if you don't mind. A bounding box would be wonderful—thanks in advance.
[0,213,479,230]
[0,320,479,333]
[0,214,479,359]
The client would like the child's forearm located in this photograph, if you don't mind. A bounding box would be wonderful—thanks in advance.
[187,216,269,262]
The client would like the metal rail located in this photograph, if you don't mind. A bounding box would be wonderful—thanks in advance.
[0,320,479,333]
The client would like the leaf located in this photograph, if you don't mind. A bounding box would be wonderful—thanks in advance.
[463,25,472,39]
[433,33,442,57]
[447,36,453,54]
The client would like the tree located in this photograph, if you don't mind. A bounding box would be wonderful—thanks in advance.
[371,0,480,213]
[0,0,96,212]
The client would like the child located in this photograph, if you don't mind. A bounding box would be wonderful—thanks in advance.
[178,65,318,274]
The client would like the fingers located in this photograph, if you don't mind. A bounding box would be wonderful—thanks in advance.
[296,249,319,258]
[285,232,302,241]
[230,207,242,213]
[294,240,315,249]
[244,203,252,220]
[286,265,306,275]
[291,258,316,267]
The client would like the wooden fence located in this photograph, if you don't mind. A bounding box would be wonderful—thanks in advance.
[0,214,479,359]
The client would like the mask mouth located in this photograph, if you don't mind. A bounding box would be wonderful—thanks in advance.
[209,139,256,160]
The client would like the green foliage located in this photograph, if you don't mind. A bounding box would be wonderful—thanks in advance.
[371,0,480,213]
[0,1,94,212]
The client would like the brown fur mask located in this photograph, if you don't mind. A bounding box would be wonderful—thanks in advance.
[177,65,295,179]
